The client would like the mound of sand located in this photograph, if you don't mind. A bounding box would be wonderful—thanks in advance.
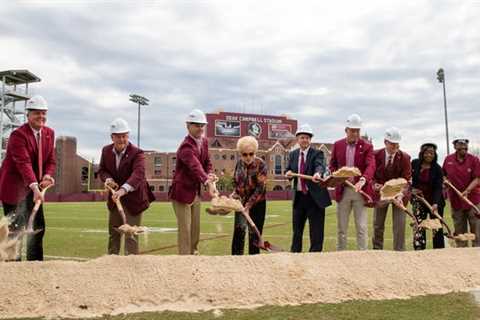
[0,249,479,319]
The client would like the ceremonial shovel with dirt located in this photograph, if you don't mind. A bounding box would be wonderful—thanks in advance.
[105,184,147,236]
[414,193,475,243]
[379,178,420,229]
[206,179,283,252]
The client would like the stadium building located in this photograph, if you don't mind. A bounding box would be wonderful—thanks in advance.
[53,111,333,195]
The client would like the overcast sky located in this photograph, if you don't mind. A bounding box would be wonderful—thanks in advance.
[1,0,479,162]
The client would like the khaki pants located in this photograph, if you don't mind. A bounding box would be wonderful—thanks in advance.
[452,206,480,247]
[172,196,201,255]
[108,206,142,255]
[336,187,368,250]
[372,203,406,251]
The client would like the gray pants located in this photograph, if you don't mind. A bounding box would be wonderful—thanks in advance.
[172,196,201,255]
[372,203,406,251]
[108,206,142,255]
[451,205,480,247]
[336,187,368,250]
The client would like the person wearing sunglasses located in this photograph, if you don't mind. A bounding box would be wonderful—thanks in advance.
[285,124,331,252]
[231,136,267,255]
[410,142,445,250]
[442,137,480,247]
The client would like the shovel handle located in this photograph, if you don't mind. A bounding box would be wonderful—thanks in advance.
[240,209,263,240]
[345,180,373,203]
[106,184,127,225]
[26,184,51,231]
[414,194,453,237]
[444,178,480,217]
[393,200,420,228]
[288,172,315,181]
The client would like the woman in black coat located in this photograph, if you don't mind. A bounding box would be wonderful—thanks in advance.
[411,143,445,250]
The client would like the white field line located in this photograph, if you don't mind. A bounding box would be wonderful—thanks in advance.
[43,255,89,261]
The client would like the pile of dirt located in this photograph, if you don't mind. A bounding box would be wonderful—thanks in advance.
[0,248,479,319]
[0,217,20,261]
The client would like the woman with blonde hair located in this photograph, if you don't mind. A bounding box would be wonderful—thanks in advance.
[231,136,268,255]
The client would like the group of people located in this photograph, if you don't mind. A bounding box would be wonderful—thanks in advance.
[0,96,478,261]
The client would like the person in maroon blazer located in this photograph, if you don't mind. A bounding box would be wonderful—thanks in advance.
[372,127,411,251]
[169,109,216,255]
[329,114,375,251]
[97,118,155,255]
[0,95,56,261]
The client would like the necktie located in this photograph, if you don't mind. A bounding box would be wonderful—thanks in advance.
[37,132,43,181]
[300,151,307,194]
[386,154,393,168]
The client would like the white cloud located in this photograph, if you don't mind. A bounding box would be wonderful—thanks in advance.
[0,0,479,161]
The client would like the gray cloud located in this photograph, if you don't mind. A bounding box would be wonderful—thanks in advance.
[1,0,480,162]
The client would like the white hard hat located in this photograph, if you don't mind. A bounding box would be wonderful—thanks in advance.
[452,135,469,145]
[346,114,362,129]
[295,124,314,137]
[185,109,207,124]
[110,118,130,134]
[26,95,48,111]
[384,127,401,144]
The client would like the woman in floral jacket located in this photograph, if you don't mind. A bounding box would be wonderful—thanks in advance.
[231,136,268,255]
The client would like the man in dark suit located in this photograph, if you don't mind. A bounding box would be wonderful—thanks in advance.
[169,109,216,255]
[372,127,411,251]
[286,124,331,252]
[98,118,155,255]
[0,95,56,261]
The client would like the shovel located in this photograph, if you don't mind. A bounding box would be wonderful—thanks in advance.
[344,180,374,204]
[240,208,283,253]
[105,184,146,236]
[389,198,420,229]
[444,178,480,218]
[207,179,282,252]
[288,172,348,188]
[25,183,52,234]
[415,193,475,242]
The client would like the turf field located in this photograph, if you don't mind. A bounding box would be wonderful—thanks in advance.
[41,200,457,259]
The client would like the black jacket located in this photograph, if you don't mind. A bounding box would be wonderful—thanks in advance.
[411,158,445,207]
[286,148,332,208]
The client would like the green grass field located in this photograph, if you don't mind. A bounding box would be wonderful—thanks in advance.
[15,201,479,320]
[42,200,456,259]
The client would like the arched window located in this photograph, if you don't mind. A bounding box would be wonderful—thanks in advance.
[274,155,282,175]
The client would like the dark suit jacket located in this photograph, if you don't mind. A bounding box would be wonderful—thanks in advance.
[0,124,56,204]
[169,136,213,204]
[329,138,375,204]
[98,143,155,216]
[286,148,331,208]
[411,158,445,207]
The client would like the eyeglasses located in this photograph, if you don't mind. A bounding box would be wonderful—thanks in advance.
[242,152,255,157]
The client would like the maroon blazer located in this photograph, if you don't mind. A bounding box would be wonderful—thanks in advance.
[373,148,412,205]
[169,136,213,204]
[0,124,56,204]
[98,143,155,216]
[329,138,376,205]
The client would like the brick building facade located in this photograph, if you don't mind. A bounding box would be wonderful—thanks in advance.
[53,111,334,195]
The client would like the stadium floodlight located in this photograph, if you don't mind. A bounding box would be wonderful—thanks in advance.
[129,94,149,148]
[436,68,450,155]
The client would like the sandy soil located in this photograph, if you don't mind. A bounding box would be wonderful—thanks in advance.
[0,248,479,319]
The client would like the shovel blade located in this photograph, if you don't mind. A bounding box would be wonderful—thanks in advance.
[253,240,283,253]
